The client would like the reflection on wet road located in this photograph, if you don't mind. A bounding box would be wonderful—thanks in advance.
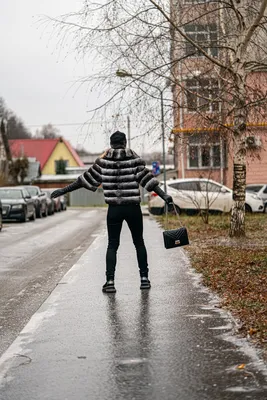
[0,218,267,400]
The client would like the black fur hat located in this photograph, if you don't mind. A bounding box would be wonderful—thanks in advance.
[110,131,127,149]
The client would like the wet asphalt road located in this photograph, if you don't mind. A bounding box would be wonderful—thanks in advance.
[0,208,106,357]
[0,215,266,400]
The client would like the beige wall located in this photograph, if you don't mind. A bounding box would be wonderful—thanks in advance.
[42,142,80,175]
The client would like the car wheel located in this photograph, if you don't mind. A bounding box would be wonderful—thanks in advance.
[264,204,267,213]
[168,204,181,215]
[43,206,48,218]
[20,211,27,223]
[245,204,252,213]
[29,209,36,221]
[148,206,164,215]
[36,205,42,218]
[0,212,2,231]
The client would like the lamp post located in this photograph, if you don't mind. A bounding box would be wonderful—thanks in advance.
[116,70,167,194]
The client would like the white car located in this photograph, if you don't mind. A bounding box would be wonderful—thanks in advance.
[148,178,264,215]
[246,184,267,213]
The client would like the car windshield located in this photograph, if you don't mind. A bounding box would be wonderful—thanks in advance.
[0,189,23,199]
[246,185,263,193]
[26,187,39,196]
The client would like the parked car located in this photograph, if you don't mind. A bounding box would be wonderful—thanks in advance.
[44,189,61,212]
[148,178,264,215]
[42,190,55,215]
[246,184,267,213]
[0,199,2,231]
[23,185,48,218]
[0,187,36,222]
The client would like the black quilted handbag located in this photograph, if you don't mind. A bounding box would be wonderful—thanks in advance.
[163,204,189,249]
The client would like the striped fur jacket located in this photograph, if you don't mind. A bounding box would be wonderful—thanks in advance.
[77,148,159,205]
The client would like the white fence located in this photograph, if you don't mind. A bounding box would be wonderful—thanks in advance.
[69,188,106,207]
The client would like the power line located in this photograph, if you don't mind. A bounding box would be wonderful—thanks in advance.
[27,119,126,128]
[27,121,114,128]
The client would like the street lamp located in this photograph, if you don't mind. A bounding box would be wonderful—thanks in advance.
[116,70,167,195]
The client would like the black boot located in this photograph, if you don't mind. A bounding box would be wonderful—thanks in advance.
[102,280,116,293]
[140,276,151,290]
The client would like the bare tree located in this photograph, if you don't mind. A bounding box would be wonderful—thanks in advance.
[45,0,267,237]
[9,157,29,185]
[35,123,60,139]
[0,97,31,140]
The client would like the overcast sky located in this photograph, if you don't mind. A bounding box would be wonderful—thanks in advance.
[0,0,160,154]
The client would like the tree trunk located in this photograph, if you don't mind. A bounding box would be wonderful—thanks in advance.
[0,119,12,163]
[229,76,247,237]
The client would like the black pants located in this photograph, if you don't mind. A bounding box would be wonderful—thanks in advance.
[106,204,148,280]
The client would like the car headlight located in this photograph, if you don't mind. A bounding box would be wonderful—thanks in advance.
[250,193,260,200]
[12,204,23,209]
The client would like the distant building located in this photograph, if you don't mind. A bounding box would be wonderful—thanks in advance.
[80,153,101,169]
[23,157,42,184]
[9,137,84,176]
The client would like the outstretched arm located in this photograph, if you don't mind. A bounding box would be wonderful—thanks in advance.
[51,180,83,199]
[153,185,173,204]
[51,161,102,199]
[135,160,173,204]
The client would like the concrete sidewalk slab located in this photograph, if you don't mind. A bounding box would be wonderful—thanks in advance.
[0,216,267,400]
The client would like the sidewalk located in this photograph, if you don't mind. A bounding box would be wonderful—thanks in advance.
[0,216,267,400]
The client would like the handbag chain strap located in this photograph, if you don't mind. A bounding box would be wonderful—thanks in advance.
[165,203,184,229]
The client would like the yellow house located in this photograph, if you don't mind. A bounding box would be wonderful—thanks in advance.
[9,137,85,175]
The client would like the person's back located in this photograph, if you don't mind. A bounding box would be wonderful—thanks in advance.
[83,147,158,206]
[51,131,172,293]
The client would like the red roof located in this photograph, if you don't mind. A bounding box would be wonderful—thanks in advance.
[9,138,84,170]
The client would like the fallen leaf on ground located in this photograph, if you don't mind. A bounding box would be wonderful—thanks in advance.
[248,328,258,335]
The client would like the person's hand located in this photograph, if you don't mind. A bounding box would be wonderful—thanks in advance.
[51,188,65,199]
[163,194,173,204]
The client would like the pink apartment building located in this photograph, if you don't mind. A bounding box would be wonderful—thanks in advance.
[170,0,267,187]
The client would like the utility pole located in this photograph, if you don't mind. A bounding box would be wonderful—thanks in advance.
[127,116,131,148]
[160,91,167,195]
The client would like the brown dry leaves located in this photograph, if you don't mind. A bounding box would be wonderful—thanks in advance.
[159,213,267,354]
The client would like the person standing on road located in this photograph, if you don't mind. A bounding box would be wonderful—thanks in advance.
[51,131,172,293]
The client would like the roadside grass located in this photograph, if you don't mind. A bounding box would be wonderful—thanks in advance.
[158,212,267,355]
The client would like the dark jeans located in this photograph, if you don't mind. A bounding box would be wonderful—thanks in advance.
[106,204,148,280]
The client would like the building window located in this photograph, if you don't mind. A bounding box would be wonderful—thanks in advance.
[188,134,226,169]
[184,24,218,57]
[55,159,69,174]
[186,78,219,112]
